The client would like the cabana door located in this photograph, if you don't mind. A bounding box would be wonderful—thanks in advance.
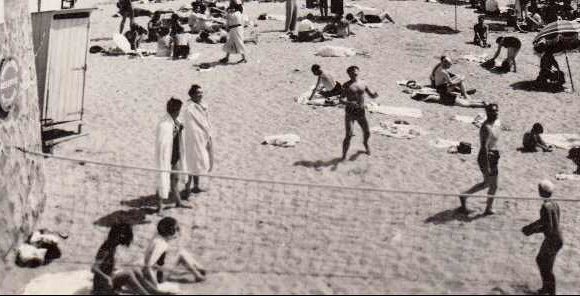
[44,12,89,126]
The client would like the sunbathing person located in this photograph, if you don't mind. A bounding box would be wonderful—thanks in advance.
[188,4,223,34]
[473,16,490,47]
[353,10,395,24]
[296,14,326,42]
[309,64,342,100]
[430,56,485,107]
[523,123,553,152]
[483,36,521,73]
[537,48,565,90]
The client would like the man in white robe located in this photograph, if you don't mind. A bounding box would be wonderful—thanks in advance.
[156,98,189,212]
[182,85,214,198]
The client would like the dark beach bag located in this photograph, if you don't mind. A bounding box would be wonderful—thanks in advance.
[457,142,472,154]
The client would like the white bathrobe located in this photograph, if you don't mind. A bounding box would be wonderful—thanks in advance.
[156,115,187,200]
[182,101,213,175]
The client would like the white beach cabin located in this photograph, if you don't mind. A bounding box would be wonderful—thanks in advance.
[30,6,95,145]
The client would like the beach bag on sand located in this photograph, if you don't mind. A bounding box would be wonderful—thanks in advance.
[457,142,472,154]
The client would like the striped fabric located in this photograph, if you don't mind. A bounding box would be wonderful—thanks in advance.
[534,20,580,43]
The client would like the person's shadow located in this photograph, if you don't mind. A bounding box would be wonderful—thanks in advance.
[510,80,566,93]
[406,24,459,34]
[348,150,367,161]
[293,157,343,171]
[424,208,487,225]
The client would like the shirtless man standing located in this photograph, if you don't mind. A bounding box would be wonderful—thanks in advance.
[340,66,379,160]
[459,103,501,215]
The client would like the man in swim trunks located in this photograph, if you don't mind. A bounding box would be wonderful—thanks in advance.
[431,56,475,106]
[459,103,501,215]
[340,66,379,160]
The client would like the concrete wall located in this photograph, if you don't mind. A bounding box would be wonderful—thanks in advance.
[0,0,46,277]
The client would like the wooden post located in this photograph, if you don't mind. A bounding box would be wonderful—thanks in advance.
[565,51,575,92]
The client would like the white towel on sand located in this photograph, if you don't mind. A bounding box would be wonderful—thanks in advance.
[263,134,301,147]
[542,134,580,149]
[315,46,358,57]
[430,138,460,149]
[366,102,423,118]
[295,87,339,106]
[452,113,486,127]
[23,270,93,295]
[371,122,424,139]
[556,173,580,181]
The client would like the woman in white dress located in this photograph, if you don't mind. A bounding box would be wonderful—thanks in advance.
[220,0,247,64]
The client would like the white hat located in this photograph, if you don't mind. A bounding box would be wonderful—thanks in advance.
[539,179,555,194]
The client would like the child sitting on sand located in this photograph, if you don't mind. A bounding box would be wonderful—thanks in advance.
[522,123,553,152]
[135,217,206,293]
[473,16,490,48]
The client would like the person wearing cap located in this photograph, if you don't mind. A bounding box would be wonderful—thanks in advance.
[522,180,562,295]
[430,56,481,107]
[459,103,501,215]
[156,98,191,212]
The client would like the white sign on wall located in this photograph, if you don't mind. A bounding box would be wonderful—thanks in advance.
[0,0,5,24]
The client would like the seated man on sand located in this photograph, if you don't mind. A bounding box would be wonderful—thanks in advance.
[309,64,342,100]
[473,16,490,47]
[430,56,485,107]
[522,123,553,152]
[323,15,352,38]
[296,14,326,42]
[568,147,580,175]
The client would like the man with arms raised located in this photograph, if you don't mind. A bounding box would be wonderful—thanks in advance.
[340,66,379,160]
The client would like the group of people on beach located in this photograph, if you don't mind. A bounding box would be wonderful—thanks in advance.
[117,0,248,63]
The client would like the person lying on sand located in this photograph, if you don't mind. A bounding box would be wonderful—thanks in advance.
[430,56,485,107]
[309,64,342,100]
[323,15,353,38]
[345,10,395,26]
[523,123,553,152]
[295,14,327,42]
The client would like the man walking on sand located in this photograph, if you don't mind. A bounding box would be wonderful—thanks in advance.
[156,98,190,212]
[182,85,214,199]
[459,103,500,215]
[522,180,563,295]
[285,0,298,32]
[117,0,134,34]
[340,66,379,160]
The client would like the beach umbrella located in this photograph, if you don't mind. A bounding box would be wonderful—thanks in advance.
[533,20,580,91]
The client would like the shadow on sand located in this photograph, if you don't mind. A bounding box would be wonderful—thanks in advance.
[406,24,459,34]
[510,80,566,93]
[294,157,343,171]
[94,208,155,227]
[424,208,488,225]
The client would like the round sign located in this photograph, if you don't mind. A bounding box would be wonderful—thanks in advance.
[0,58,20,115]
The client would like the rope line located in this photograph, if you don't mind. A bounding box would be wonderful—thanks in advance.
[10,145,580,202]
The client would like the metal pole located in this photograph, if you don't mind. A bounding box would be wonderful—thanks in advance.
[455,0,458,32]
[565,51,575,92]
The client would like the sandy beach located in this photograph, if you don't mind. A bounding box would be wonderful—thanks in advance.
[2,0,580,294]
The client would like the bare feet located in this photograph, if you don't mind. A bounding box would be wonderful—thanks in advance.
[191,187,205,194]
[483,209,495,216]
[219,57,228,64]
[236,58,247,64]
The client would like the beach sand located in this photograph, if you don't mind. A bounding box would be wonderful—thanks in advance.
[2,0,580,294]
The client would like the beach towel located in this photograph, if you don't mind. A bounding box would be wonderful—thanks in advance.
[23,269,93,295]
[315,46,358,57]
[459,54,490,64]
[542,134,580,149]
[555,174,580,181]
[371,121,424,139]
[366,102,423,118]
[262,134,301,147]
[452,113,486,127]
[294,87,340,106]
[430,138,460,149]
[182,101,214,175]
[155,115,186,200]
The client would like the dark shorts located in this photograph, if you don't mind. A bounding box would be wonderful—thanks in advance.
[435,84,457,106]
[478,150,500,176]
[173,45,190,59]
